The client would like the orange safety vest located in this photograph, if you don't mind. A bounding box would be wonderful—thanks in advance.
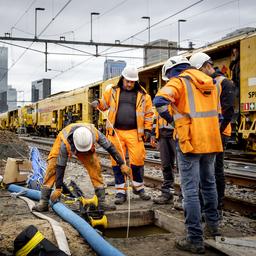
[215,76,232,137]
[48,123,98,160]
[156,69,223,154]
[98,85,153,141]
[153,108,174,139]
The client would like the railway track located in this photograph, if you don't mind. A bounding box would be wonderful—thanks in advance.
[21,136,256,188]
[21,136,256,218]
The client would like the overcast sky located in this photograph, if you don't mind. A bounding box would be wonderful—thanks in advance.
[0,0,256,103]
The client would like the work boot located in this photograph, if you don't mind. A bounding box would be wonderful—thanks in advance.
[133,189,151,200]
[153,192,173,204]
[114,193,127,205]
[204,225,221,239]
[32,186,51,212]
[175,237,205,254]
[95,188,116,211]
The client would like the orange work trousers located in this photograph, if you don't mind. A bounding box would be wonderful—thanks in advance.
[43,151,104,189]
[108,129,146,166]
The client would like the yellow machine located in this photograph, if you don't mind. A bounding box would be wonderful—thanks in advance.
[0,111,8,129]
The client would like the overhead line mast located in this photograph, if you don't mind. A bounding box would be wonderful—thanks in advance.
[0,36,193,72]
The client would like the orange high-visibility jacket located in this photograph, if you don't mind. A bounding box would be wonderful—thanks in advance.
[215,76,232,137]
[48,123,98,160]
[153,106,174,139]
[156,69,223,154]
[98,85,154,141]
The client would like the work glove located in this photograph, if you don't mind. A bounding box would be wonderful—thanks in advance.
[91,100,99,108]
[50,188,62,203]
[120,164,132,179]
[150,135,157,148]
[144,130,151,142]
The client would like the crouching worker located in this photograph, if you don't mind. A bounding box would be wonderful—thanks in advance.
[33,123,131,212]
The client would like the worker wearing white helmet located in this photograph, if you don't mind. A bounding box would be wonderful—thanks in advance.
[154,55,223,253]
[91,65,154,205]
[33,123,131,212]
[190,51,235,220]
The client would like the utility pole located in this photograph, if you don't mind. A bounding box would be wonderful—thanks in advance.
[90,12,100,43]
[178,19,186,49]
[35,7,45,39]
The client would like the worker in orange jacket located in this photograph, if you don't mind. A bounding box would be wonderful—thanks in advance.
[91,65,154,205]
[154,56,223,254]
[33,123,130,212]
[190,52,235,219]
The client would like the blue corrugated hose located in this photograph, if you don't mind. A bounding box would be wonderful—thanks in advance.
[8,184,125,256]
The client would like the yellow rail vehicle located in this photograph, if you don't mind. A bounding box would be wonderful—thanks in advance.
[34,89,87,135]
[0,112,8,129]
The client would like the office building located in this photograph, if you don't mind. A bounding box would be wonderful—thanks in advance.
[103,59,126,80]
[7,85,17,110]
[143,39,177,66]
[0,47,8,113]
[31,79,51,102]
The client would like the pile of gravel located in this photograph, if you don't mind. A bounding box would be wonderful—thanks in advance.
[0,130,29,160]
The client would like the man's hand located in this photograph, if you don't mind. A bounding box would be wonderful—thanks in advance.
[91,100,99,108]
[120,164,132,179]
[144,130,151,142]
[150,135,157,148]
[50,188,62,203]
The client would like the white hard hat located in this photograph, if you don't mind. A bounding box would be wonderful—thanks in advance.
[162,56,190,80]
[189,52,212,69]
[121,65,139,81]
[73,127,93,152]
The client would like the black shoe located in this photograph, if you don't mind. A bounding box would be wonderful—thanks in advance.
[153,193,173,204]
[204,225,221,238]
[114,193,127,205]
[175,237,205,254]
[133,189,151,200]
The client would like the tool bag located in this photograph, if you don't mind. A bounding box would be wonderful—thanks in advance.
[14,225,68,256]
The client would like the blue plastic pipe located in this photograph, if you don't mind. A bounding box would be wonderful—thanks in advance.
[8,184,125,256]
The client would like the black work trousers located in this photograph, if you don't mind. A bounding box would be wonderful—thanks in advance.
[158,132,176,194]
[215,134,229,210]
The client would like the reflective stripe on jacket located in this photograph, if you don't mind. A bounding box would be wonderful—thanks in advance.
[215,76,232,137]
[48,123,98,160]
[98,85,153,140]
[153,108,174,139]
[156,69,223,154]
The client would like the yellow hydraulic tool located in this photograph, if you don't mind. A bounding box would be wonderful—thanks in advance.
[63,180,108,229]
[80,195,98,208]
[90,215,108,229]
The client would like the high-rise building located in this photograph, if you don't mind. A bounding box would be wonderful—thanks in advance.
[103,59,126,80]
[31,79,51,102]
[0,47,8,113]
[143,39,177,66]
[7,85,17,111]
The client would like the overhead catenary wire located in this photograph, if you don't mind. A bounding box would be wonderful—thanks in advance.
[0,40,44,54]
[10,0,37,35]
[38,0,73,37]
[38,0,129,37]
[49,0,204,79]
[0,0,73,84]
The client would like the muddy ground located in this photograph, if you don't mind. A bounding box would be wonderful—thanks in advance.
[0,134,256,255]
